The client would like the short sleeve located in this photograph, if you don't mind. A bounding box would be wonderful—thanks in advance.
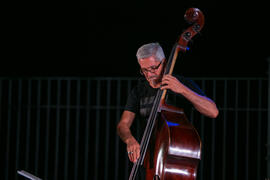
[178,76,206,96]
[124,87,140,113]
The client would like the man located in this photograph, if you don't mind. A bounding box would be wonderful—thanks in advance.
[117,42,219,163]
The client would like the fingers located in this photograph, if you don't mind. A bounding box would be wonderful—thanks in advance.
[160,83,169,90]
[127,148,140,163]
[127,151,134,162]
[162,74,175,81]
[134,148,140,162]
[127,143,140,163]
[160,75,183,93]
[160,76,173,90]
[162,75,177,84]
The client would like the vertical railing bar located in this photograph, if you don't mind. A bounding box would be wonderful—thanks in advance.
[15,80,22,180]
[0,79,2,162]
[267,58,270,178]
[135,84,140,144]
[211,79,216,180]
[84,80,90,180]
[125,80,130,180]
[0,80,2,131]
[114,79,122,180]
[0,80,3,180]
[54,80,61,180]
[234,80,239,180]
[94,80,101,180]
[200,79,205,180]
[74,80,81,180]
[222,79,227,180]
[190,78,196,125]
[5,80,12,180]
[64,80,71,180]
[25,80,32,169]
[245,80,250,180]
[104,80,111,180]
[35,80,41,174]
[257,79,262,180]
[44,80,51,179]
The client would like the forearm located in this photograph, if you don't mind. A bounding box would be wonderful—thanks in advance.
[181,87,219,118]
[117,124,135,144]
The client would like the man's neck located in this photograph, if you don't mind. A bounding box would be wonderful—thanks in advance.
[149,81,161,89]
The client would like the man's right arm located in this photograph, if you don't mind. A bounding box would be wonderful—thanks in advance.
[117,110,140,162]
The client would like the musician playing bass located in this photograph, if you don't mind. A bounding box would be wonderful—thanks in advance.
[117,42,219,178]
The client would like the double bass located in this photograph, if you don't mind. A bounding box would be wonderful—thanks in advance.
[129,8,205,180]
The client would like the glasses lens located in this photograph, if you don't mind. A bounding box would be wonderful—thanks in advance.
[140,61,162,74]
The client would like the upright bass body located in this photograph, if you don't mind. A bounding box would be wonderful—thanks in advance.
[144,102,201,180]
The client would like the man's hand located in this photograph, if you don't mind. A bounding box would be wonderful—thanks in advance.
[160,74,186,94]
[117,111,140,162]
[126,137,140,163]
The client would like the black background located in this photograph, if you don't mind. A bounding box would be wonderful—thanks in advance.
[2,0,270,77]
[1,1,269,179]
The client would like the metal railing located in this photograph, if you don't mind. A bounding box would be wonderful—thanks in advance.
[0,76,268,180]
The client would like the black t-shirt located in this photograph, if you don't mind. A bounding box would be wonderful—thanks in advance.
[124,75,205,123]
[124,75,205,177]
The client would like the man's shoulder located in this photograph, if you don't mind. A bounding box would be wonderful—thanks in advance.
[129,77,147,94]
[173,74,194,84]
[174,74,205,96]
[135,77,148,87]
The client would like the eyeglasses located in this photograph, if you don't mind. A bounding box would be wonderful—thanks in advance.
[140,61,163,75]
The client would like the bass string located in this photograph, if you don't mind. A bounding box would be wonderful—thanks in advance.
[128,89,163,180]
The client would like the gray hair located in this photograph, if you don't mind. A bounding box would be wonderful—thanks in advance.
[136,42,165,62]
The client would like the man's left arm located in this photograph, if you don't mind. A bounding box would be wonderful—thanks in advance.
[161,75,219,118]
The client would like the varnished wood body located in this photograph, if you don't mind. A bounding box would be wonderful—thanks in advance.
[145,103,201,180]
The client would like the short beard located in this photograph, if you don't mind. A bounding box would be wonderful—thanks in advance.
[147,75,162,87]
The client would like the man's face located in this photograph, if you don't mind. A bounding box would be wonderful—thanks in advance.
[138,56,164,87]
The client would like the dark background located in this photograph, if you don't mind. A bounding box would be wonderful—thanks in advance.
[2,0,270,77]
[1,1,269,179]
